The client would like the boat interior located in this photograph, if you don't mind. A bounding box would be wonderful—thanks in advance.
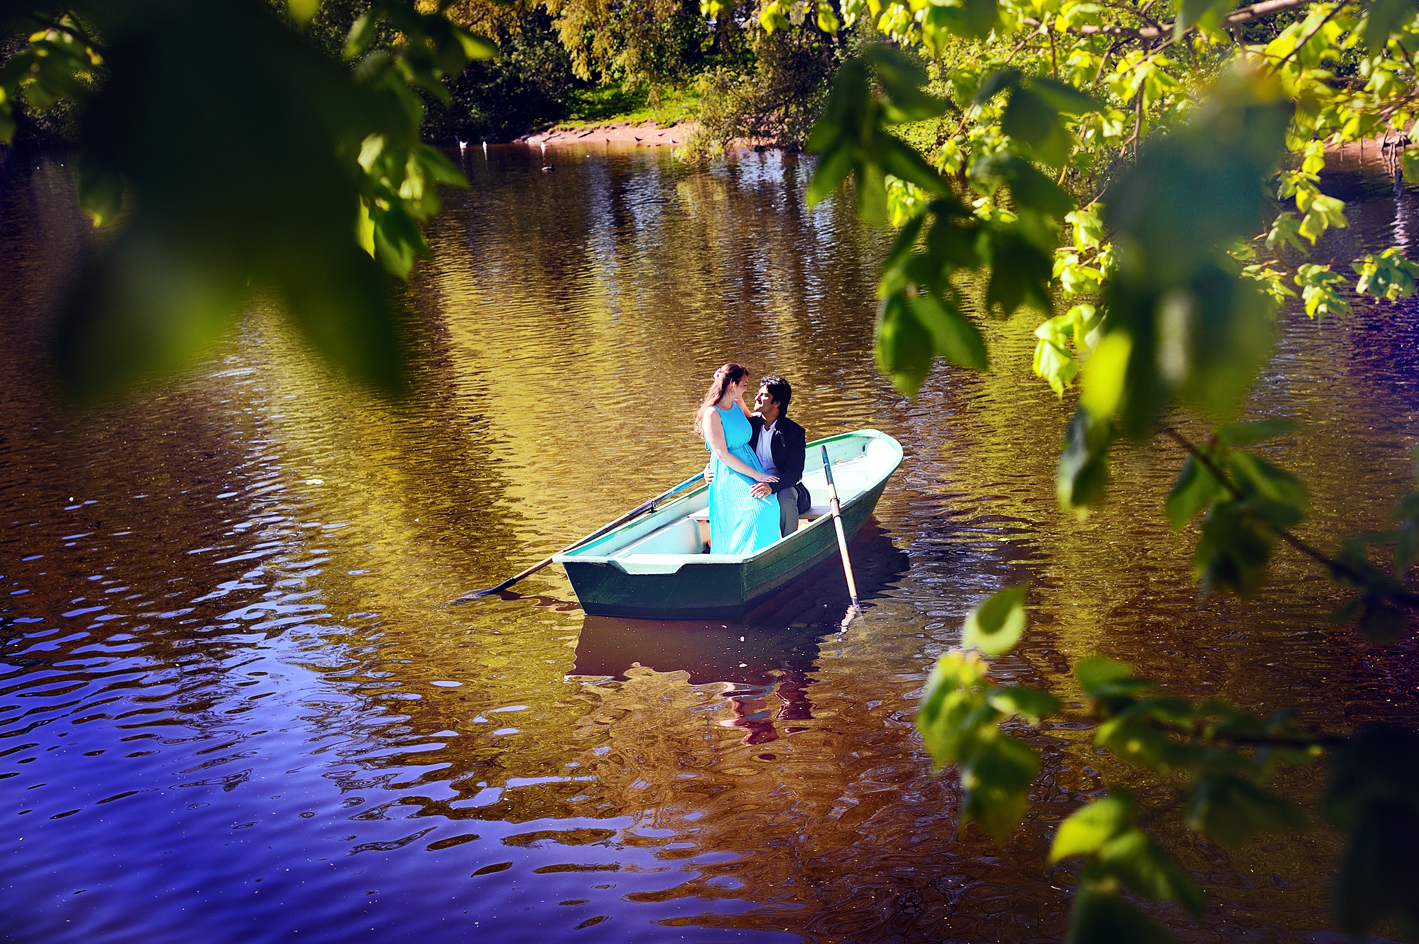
[599,438,890,560]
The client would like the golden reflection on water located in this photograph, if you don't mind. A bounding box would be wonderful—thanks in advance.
[1,144,1417,942]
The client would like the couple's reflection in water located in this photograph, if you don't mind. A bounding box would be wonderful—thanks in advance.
[570,523,909,745]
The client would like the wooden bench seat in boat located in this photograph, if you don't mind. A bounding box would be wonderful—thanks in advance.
[609,503,833,560]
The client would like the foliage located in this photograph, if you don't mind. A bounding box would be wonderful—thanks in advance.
[788,0,1419,938]
[680,11,848,157]
[538,0,709,87]
[424,9,580,142]
[0,0,494,400]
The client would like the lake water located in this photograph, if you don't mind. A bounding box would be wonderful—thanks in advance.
[2,141,1417,943]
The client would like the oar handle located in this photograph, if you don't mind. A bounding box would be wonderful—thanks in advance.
[449,470,706,604]
[821,445,860,610]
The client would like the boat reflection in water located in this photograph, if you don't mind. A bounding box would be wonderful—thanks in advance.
[570,522,909,744]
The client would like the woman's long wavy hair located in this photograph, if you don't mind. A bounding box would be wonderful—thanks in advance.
[694,362,749,439]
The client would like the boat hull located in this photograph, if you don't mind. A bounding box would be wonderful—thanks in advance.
[558,431,898,618]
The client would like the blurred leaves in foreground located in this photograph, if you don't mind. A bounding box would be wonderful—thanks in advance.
[0,0,494,401]
[920,588,1419,942]
[795,1,1419,937]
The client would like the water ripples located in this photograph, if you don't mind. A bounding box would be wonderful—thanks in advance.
[1,145,1417,942]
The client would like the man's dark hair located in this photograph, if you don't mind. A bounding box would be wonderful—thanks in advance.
[760,376,791,413]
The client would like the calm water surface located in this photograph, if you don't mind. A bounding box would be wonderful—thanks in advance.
[2,143,1417,943]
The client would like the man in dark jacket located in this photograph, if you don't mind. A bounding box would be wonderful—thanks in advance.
[747,375,811,538]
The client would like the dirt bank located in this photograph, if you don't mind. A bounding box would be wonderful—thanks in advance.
[517,120,694,148]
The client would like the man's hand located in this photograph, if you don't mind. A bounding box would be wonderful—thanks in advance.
[750,482,773,499]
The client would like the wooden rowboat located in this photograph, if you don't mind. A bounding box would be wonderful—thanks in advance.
[554,429,903,618]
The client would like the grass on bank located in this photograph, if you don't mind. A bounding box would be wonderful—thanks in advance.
[558,82,702,128]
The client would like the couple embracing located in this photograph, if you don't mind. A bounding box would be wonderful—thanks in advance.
[695,363,811,556]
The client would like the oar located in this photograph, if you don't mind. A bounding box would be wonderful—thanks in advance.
[820,445,861,628]
[448,471,706,605]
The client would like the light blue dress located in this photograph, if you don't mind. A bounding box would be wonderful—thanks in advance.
[707,404,781,555]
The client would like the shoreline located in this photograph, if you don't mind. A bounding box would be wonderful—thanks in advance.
[516,120,692,148]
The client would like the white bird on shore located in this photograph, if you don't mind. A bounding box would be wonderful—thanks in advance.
[456,137,467,153]
[482,141,488,154]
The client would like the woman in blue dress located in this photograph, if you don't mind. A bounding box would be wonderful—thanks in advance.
[695,363,782,555]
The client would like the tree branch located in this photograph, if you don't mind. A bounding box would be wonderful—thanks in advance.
[1023,0,1318,42]
[1158,425,1400,592]
[1271,2,1344,72]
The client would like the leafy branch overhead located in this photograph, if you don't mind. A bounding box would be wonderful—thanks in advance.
[792,0,1419,939]
[0,0,495,400]
[918,588,1419,940]
[799,0,1419,640]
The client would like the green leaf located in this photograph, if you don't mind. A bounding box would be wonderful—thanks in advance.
[1298,193,1347,243]
[1002,87,1074,167]
[881,213,927,275]
[1352,247,1419,301]
[925,208,980,268]
[863,46,949,123]
[372,203,429,278]
[1195,499,1274,597]
[1186,774,1308,848]
[1363,0,1419,52]
[760,2,791,32]
[1103,84,1289,288]
[1097,829,1207,917]
[1076,656,1133,694]
[1215,418,1301,445]
[931,0,1001,41]
[974,68,1022,104]
[959,728,1040,841]
[452,27,499,61]
[1228,450,1309,528]
[1057,408,1115,513]
[908,293,989,369]
[807,142,857,206]
[1166,452,1223,529]
[985,229,1054,316]
[78,158,125,228]
[1068,885,1181,944]
[1052,792,1134,862]
[416,143,469,187]
[875,294,934,394]
[877,133,951,195]
[1177,0,1239,34]
[917,649,993,767]
[288,0,322,25]
[1266,211,1307,255]
[974,152,1074,218]
[962,584,1029,655]
[1033,331,1078,395]
[988,685,1061,723]
[857,158,890,225]
[1030,77,1102,115]
[1295,264,1352,321]
[344,11,379,58]
[1080,330,1130,419]
[1066,206,1106,250]
[1358,598,1410,644]
[1324,725,1419,936]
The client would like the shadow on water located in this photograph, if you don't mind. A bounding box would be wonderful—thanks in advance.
[572,523,910,745]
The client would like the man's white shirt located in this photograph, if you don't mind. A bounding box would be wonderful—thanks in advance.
[755,420,779,477]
